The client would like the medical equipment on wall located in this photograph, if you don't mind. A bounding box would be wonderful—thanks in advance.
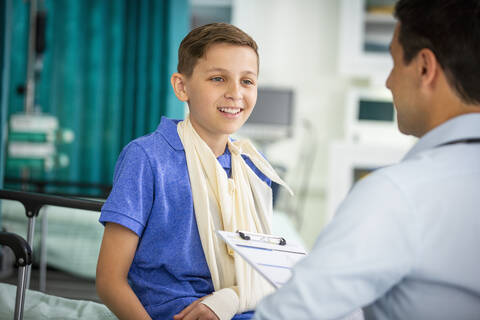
[7,113,73,172]
[6,0,73,178]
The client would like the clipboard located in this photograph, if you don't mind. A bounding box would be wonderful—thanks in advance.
[217,230,307,288]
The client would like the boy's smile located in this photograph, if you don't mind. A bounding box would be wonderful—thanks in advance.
[171,42,258,156]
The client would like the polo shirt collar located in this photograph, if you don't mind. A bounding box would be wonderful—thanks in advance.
[158,116,184,151]
[403,113,480,160]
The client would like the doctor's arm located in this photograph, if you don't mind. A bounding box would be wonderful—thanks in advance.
[254,172,419,320]
[96,222,152,320]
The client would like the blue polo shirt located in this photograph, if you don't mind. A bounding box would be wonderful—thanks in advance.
[100,117,270,320]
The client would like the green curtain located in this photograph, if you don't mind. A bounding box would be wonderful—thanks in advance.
[5,0,189,195]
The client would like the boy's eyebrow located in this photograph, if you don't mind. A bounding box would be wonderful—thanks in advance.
[205,67,257,77]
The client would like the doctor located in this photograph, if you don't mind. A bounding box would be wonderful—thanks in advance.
[254,0,480,319]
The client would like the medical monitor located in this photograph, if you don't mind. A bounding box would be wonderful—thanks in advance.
[345,87,415,147]
[237,87,295,143]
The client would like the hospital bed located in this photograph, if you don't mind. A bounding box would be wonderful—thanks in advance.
[0,189,117,320]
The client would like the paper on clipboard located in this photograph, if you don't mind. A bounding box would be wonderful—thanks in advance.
[217,230,307,288]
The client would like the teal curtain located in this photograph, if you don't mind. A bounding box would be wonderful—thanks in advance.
[5,0,189,195]
[0,0,13,226]
[0,0,11,191]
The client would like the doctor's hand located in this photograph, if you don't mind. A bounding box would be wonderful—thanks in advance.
[173,296,219,320]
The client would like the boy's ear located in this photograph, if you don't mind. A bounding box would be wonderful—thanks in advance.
[171,73,189,102]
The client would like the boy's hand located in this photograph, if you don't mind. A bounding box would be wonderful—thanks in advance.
[173,296,219,320]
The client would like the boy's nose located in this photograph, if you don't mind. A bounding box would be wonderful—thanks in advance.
[225,83,242,100]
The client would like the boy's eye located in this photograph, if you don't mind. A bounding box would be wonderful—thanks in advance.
[242,79,255,86]
[211,77,224,82]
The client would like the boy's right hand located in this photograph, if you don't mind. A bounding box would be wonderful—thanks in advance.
[173,296,219,320]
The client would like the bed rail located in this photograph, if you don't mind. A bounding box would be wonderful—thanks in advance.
[0,189,104,216]
[0,189,104,293]
[0,232,32,320]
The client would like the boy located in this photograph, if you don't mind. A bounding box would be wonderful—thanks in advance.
[96,23,291,320]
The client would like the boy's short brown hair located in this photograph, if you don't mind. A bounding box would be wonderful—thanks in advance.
[177,23,258,77]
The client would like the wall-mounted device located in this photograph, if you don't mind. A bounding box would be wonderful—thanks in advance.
[237,87,295,144]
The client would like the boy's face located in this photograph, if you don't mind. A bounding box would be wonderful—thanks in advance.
[172,43,258,146]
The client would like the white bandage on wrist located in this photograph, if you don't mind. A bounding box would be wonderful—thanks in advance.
[201,288,240,320]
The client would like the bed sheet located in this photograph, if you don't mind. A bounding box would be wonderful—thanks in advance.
[0,282,117,320]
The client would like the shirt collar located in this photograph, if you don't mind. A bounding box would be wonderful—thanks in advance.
[403,113,480,160]
[157,116,232,169]
[158,116,184,151]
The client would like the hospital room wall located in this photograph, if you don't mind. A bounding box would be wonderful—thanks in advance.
[233,0,354,247]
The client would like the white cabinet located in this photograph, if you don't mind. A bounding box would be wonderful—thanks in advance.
[338,0,396,82]
[326,141,408,221]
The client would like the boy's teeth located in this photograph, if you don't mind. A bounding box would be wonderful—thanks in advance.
[219,107,241,114]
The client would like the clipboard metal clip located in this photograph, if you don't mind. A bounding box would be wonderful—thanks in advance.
[237,230,287,246]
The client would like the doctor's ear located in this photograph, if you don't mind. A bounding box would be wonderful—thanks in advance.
[417,48,438,86]
[171,73,189,102]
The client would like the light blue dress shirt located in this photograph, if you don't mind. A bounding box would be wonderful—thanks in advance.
[254,113,480,320]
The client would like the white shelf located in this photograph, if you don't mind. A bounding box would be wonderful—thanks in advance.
[338,0,396,81]
[365,13,395,24]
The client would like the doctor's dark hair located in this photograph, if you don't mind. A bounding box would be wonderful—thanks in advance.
[177,23,258,77]
[394,0,480,104]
